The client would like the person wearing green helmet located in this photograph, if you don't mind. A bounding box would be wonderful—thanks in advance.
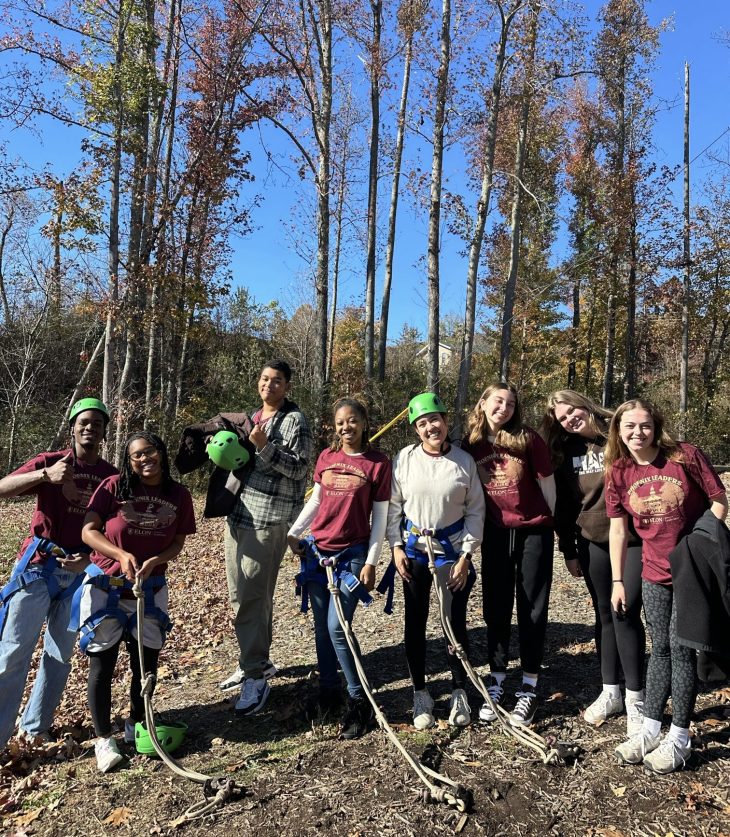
[0,397,116,751]
[386,392,485,730]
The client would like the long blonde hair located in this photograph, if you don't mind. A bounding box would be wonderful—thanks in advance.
[605,399,681,469]
[541,389,612,466]
[466,382,528,453]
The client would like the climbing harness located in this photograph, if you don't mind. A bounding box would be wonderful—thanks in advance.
[70,564,171,653]
[0,538,85,637]
[132,577,247,824]
[421,533,560,764]
[308,540,473,812]
[295,538,371,613]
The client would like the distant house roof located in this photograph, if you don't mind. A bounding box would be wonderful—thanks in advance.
[416,342,453,359]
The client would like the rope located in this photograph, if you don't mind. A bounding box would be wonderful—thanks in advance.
[133,579,246,824]
[422,535,561,765]
[323,562,472,812]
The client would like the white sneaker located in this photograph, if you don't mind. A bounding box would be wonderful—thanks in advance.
[448,689,471,727]
[220,661,278,692]
[626,700,645,737]
[584,690,624,725]
[95,737,123,773]
[235,677,271,714]
[615,729,661,764]
[413,689,435,730]
[643,735,691,774]
[478,677,504,722]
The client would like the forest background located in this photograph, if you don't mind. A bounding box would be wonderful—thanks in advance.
[0,0,728,470]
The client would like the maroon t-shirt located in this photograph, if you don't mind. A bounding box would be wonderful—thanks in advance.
[605,443,725,585]
[462,428,553,528]
[87,476,196,577]
[311,448,392,552]
[12,450,118,564]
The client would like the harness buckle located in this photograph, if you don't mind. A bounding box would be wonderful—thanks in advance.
[108,577,127,588]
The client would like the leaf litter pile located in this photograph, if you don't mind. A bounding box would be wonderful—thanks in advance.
[1,487,729,837]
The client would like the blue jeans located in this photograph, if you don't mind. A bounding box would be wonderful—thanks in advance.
[307,547,367,700]
[0,566,78,747]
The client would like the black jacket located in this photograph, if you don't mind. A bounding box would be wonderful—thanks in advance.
[669,509,730,682]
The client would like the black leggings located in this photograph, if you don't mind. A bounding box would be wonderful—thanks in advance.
[482,523,553,675]
[88,639,160,736]
[403,559,475,691]
[577,536,645,691]
[642,580,697,729]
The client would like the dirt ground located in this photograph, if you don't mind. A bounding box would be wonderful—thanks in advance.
[1,487,730,837]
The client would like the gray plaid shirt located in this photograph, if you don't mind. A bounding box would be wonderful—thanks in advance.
[227,401,312,530]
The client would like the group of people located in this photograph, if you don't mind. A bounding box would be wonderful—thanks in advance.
[0,360,727,780]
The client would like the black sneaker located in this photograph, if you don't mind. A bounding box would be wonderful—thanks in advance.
[341,697,374,740]
[510,685,538,727]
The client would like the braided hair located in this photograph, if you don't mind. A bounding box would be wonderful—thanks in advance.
[118,431,174,500]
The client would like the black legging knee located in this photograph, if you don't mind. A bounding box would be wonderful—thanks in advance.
[88,639,160,736]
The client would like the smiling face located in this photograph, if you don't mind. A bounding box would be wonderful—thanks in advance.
[480,389,516,433]
[553,402,593,438]
[619,408,656,461]
[258,366,290,411]
[72,410,106,449]
[335,405,365,452]
[128,438,163,485]
[414,412,448,452]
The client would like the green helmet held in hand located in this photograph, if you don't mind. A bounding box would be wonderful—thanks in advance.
[206,430,251,471]
[408,392,447,424]
[69,397,109,425]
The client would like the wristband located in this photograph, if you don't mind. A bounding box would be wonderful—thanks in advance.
[612,579,623,583]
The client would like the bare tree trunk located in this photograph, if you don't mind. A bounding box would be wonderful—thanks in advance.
[583,284,597,392]
[363,0,382,384]
[377,18,415,382]
[426,0,452,392]
[499,1,539,383]
[327,136,349,383]
[679,62,690,439]
[453,0,519,433]
[623,208,637,399]
[51,331,106,449]
[0,203,16,324]
[601,281,616,407]
[49,181,63,314]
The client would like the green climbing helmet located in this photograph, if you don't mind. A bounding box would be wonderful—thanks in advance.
[134,720,187,757]
[69,397,109,425]
[206,430,250,471]
[408,392,447,424]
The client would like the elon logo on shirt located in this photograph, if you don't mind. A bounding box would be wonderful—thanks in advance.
[627,477,685,519]
[478,455,522,492]
[121,501,177,530]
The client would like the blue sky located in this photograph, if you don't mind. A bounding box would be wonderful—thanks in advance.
[2,0,728,341]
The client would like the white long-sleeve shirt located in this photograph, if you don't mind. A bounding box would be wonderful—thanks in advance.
[387,444,486,556]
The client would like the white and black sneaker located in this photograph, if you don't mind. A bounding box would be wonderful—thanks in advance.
[510,685,538,727]
[220,661,278,692]
[479,677,505,723]
[235,677,271,715]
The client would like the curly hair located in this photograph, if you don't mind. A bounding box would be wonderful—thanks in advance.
[605,399,681,469]
[540,389,612,466]
[118,431,175,500]
[466,382,528,453]
[329,397,370,452]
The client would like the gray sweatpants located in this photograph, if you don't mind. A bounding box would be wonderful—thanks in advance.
[224,522,288,678]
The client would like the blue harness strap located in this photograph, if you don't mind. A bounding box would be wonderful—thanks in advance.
[294,537,371,614]
[70,564,171,654]
[376,517,470,615]
[403,517,464,562]
[0,537,87,638]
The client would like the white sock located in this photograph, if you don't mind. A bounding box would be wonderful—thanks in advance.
[642,716,662,738]
[668,724,690,747]
[603,684,621,699]
[625,688,644,705]
[522,674,538,689]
